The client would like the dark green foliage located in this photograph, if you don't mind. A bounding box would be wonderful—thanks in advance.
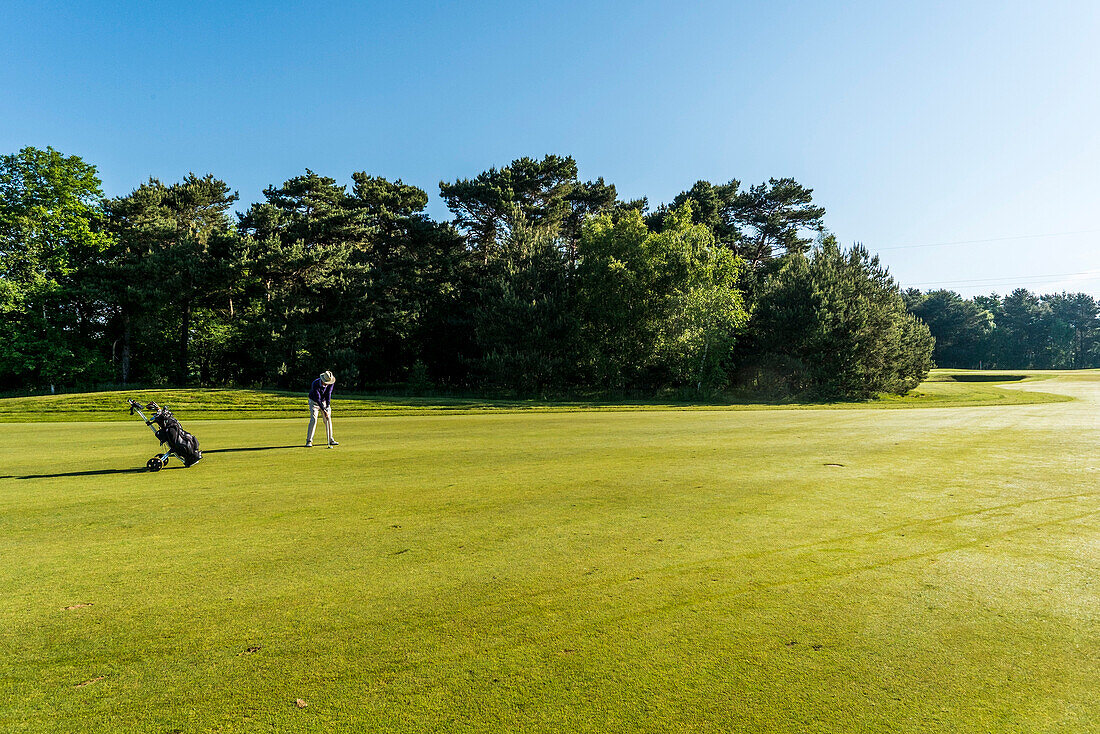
[904,289,1100,369]
[439,154,621,265]
[439,154,580,252]
[236,171,368,386]
[998,289,1047,368]
[471,218,576,393]
[1043,292,1100,369]
[749,239,933,399]
[347,173,468,384]
[656,177,826,266]
[733,178,825,263]
[102,174,241,385]
[3,147,950,400]
[903,289,994,368]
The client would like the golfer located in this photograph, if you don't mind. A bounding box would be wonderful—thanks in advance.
[306,370,338,447]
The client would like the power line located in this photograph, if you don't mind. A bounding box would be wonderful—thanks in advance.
[874,228,1100,251]
[905,269,1100,287]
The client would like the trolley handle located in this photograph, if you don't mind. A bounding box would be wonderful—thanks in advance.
[126,399,159,432]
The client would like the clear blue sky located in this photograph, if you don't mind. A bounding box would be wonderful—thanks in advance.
[4,1,1099,297]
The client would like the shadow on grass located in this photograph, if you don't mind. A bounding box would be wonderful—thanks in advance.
[8,467,163,479]
[1,447,302,480]
[202,445,302,454]
[948,374,1027,382]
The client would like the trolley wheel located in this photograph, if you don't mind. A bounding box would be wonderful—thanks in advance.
[146,457,163,472]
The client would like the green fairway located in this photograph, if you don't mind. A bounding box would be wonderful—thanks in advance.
[1,372,1098,732]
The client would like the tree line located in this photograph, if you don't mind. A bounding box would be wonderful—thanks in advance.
[904,288,1100,369]
[1,146,933,400]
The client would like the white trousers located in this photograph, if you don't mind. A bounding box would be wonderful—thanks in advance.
[307,399,333,443]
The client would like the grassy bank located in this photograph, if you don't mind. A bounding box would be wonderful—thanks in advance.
[0,370,1075,423]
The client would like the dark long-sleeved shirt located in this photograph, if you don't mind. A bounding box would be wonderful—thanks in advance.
[308,378,334,407]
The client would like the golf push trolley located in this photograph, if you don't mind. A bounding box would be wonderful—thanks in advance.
[127,399,203,471]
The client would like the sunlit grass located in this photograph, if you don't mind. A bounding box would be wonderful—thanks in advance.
[1,372,1096,731]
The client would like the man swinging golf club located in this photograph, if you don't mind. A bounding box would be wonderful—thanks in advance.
[307,370,338,448]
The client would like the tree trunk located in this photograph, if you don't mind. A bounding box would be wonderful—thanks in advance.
[697,336,710,393]
[179,300,191,384]
[43,301,56,393]
[121,314,132,385]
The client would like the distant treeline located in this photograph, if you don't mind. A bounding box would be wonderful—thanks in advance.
[1,147,933,399]
[904,289,1100,369]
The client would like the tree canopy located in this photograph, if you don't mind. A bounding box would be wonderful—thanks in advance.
[2,146,945,400]
[903,287,1100,370]
[0,147,113,390]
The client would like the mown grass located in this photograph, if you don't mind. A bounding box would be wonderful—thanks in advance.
[1,372,1097,732]
[0,370,1072,423]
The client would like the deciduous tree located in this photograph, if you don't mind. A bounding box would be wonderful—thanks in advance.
[0,147,113,390]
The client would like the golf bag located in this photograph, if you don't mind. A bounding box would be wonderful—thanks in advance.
[151,406,202,467]
[127,399,203,471]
